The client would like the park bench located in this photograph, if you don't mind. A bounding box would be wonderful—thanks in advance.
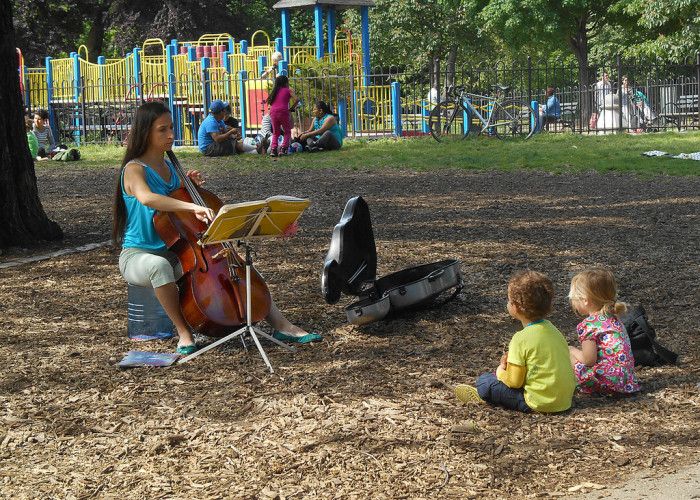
[541,102,578,132]
[661,94,699,130]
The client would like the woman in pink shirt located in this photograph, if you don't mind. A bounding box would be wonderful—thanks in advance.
[266,75,298,157]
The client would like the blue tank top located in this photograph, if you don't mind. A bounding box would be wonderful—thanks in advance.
[313,114,343,145]
[121,159,180,250]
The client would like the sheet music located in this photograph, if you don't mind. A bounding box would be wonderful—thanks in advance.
[200,196,310,245]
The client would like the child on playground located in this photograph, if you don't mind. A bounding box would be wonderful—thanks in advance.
[266,75,298,157]
[455,270,576,413]
[568,269,640,395]
[261,51,284,79]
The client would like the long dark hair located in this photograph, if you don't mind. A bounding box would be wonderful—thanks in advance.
[267,75,289,105]
[315,100,337,120]
[112,101,171,246]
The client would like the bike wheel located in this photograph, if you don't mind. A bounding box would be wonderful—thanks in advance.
[428,101,470,142]
[490,99,536,139]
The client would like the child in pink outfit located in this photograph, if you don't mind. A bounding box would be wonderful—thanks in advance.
[568,268,640,395]
[267,75,298,156]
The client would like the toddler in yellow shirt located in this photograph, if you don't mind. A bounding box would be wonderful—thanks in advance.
[456,270,576,413]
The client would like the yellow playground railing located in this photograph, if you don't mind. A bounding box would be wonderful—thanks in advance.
[50,58,74,101]
[334,31,357,63]
[184,60,204,105]
[23,31,401,139]
[101,56,133,101]
[25,68,48,109]
[228,53,247,76]
[245,57,260,78]
[140,38,167,95]
[354,85,393,133]
[141,56,168,95]
[248,30,274,61]
[208,66,232,102]
[82,62,101,101]
[287,46,317,67]
[142,38,165,56]
[197,33,234,47]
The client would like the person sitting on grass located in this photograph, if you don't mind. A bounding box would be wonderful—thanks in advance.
[223,105,257,154]
[297,101,343,152]
[455,270,576,413]
[26,116,38,160]
[568,268,640,396]
[197,100,255,157]
[33,109,57,158]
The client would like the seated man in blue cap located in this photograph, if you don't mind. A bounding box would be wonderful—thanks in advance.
[198,100,255,156]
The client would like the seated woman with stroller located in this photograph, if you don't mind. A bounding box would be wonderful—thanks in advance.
[297,101,343,152]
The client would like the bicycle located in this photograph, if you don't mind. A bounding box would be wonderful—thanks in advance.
[428,84,536,142]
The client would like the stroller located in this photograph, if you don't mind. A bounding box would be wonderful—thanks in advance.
[631,90,657,130]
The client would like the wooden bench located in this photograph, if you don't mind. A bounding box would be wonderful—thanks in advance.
[661,94,699,130]
[542,102,578,131]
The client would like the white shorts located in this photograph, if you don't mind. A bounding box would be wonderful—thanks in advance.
[119,247,183,288]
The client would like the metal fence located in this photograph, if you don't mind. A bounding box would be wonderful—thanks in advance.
[23,54,700,146]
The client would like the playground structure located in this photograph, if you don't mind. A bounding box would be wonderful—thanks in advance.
[17,0,434,145]
[18,0,699,144]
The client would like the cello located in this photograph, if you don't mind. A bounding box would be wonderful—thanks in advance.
[153,150,271,337]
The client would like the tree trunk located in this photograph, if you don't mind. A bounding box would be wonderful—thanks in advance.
[86,9,106,63]
[446,45,457,89]
[430,55,440,91]
[568,16,591,127]
[0,0,62,249]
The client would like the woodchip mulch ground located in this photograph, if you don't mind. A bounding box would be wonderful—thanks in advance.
[1,162,698,499]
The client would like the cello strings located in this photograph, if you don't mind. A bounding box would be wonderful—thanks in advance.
[166,151,242,270]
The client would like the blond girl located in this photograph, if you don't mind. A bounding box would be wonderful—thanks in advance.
[568,269,640,394]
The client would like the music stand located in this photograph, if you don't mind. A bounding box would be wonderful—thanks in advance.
[178,196,311,373]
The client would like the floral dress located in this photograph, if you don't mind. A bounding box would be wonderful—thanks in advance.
[574,313,641,394]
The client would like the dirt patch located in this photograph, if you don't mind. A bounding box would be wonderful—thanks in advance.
[1,164,698,498]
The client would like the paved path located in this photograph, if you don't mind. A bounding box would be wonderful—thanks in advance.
[574,461,700,499]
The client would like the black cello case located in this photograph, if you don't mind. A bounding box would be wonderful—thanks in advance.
[322,196,463,325]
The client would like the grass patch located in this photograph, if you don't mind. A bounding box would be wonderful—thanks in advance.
[49,131,700,176]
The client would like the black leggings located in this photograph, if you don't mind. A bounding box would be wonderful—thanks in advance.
[306,131,341,151]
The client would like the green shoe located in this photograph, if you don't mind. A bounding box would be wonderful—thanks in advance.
[455,384,484,404]
[272,331,322,344]
[176,344,198,356]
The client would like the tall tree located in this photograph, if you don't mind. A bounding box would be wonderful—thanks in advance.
[622,0,700,61]
[344,0,484,85]
[1,0,62,248]
[479,0,632,90]
[12,0,85,65]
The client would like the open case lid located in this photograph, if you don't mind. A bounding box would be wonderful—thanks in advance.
[322,196,377,304]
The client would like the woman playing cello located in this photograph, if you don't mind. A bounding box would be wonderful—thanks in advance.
[112,101,320,355]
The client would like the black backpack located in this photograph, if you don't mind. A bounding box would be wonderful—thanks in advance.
[622,305,678,366]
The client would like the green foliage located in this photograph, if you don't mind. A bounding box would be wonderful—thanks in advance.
[13,0,282,63]
[343,0,486,75]
[622,0,700,61]
[12,0,699,73]
[293,59,353,77]
[13,0,85,64]
[290,60,354,115]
